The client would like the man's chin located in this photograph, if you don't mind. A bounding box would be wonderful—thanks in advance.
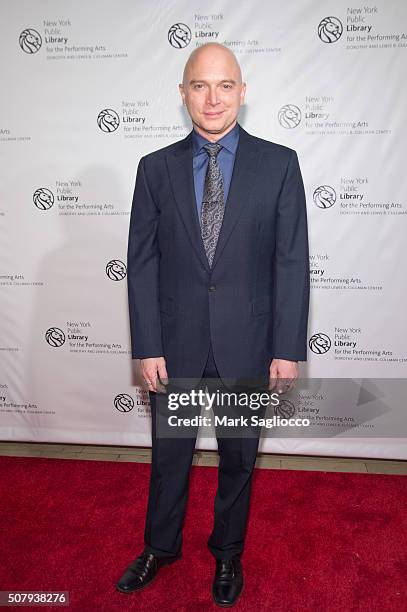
[194,118,236,135]
[202,126,225,134]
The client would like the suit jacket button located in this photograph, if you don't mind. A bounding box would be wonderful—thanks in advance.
[208,285,217,292]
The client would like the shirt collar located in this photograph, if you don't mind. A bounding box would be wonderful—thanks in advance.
[192,122,240,156]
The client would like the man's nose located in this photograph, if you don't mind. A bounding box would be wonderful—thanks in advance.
[206,86,219,106]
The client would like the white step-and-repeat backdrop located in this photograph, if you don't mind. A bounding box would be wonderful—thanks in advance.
[1,1,406,458]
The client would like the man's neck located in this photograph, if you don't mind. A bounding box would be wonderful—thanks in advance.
[193,120,237,142]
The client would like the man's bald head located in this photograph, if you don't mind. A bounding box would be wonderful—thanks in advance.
[182,43,243,86]
[179,43,246,142]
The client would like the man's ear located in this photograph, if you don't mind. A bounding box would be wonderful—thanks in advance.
[240,82,247,105]
[179,83,185,104]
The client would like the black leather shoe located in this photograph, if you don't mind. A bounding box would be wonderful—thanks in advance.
[212,557,243,607]
[116,549,181,593]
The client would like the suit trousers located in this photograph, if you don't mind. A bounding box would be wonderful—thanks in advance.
[143,344,265,560]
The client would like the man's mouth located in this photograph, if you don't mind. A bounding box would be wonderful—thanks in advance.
[204,111,224,118]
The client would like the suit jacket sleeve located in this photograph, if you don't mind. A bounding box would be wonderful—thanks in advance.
[272,149,310,361]
[127,156,163,359]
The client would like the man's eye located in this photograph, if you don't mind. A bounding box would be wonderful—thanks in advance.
[223,83,232,89]
[193,84,204,89]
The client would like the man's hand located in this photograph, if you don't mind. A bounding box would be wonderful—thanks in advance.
[268,358,299,394]
[140,357,168,393]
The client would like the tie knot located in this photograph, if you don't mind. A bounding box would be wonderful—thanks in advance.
[203,142,222,158]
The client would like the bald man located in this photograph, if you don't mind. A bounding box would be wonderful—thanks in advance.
[116,43,310,606]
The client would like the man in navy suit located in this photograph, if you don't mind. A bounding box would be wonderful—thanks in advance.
[116,42,310,606]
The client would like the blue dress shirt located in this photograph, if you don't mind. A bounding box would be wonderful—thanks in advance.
[192,122,240,222]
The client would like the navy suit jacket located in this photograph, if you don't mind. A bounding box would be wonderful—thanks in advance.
[127,123,310,381]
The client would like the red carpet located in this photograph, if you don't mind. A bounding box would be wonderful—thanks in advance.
[0,455,406,611]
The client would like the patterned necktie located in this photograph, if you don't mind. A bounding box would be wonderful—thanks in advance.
[201,143,225,267]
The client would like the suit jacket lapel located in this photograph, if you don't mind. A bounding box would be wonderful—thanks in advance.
[211,126,260,270]
[166,132,210,272]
